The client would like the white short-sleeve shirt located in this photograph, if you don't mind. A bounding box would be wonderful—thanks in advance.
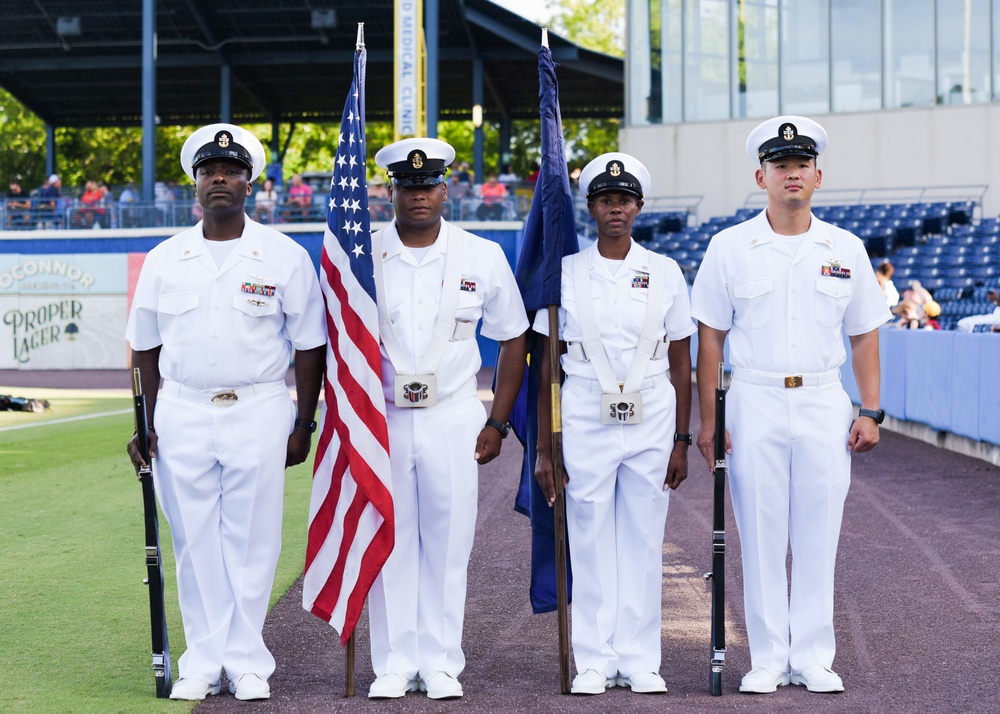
[690,210,891,373]
[125,218,327,389]
[533,240,696,380]
[376,219,528,400]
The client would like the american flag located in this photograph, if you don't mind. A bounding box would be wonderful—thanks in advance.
[302,29,394,646]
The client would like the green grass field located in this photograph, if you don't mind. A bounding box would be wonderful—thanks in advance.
[0,390,315,713]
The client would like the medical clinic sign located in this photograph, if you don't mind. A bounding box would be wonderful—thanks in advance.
[0,254,127,369]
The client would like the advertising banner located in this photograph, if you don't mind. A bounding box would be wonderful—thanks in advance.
[0,254,128,369]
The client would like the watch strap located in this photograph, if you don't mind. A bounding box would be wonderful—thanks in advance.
[673,432,693,445]
[485,418,510,438]
[858,407,884,424]
[294,418,318,433]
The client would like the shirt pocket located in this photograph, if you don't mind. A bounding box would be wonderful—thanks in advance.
[455,289,483,325]
[733,277,773,329]
[815,278,852,327]
[157,292,199,346]
[232,293,280,345]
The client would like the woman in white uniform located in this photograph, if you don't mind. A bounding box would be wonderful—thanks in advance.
[534,153,695,695]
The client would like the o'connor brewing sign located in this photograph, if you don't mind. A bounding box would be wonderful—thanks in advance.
[0,254,128,369]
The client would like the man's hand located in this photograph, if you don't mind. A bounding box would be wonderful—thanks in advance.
[534,449,559,507]
[286,429,313,468]
[848,417,880,453]
[697,425,731,472]
[126,428,157,480]
[664,445,689,490]
[474,426,502,465]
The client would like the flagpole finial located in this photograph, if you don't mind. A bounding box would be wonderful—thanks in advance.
[541,28,549,49]
[356,22,365,50]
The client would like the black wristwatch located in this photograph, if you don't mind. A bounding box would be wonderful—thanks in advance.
[294,418,318,433]
[673,432,693,445]
[485,418,511,438]
[858,408,885,425]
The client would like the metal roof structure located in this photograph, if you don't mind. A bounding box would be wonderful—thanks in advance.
[0,0,624,128]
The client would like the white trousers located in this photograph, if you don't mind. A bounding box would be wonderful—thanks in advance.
[153,382,293,684]
[368,391,486,680]
[561,376,675,678]
[727,380,852,674]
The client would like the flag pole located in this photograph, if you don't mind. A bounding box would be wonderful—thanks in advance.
[540,26,571,695]
[547,307,572,694]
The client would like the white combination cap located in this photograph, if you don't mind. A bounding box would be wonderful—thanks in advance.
[374,137,456,186]
[579,152,650,200]
[746,115,828,164]
[180,123,266,182]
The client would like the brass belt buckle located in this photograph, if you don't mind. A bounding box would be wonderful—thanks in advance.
[784,375,803,388]
[211,390,238,406]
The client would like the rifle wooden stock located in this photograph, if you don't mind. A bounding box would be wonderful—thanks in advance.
[132,368,173,698]
[709,362,727,695]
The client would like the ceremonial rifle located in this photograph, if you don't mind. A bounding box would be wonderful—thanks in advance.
[708,362,727,695]
[131,367,173,698]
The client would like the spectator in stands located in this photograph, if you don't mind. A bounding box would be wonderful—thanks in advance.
[892,299,924,329]
[892,281,940,329]
[876,261,899,308]
[498,164,518,186]
[119,182,138,204]
[5,181,31,227]
[367,174,392,221]
[39,174,61,200]
[957,289,1000,333]
[75,180,106,228]
[526,160,540,183]
[286,174,314,221]
[477,173,508,220]
[154,181,175,226]
[253,178,279,223]
[569,166,582,196]
[455,161,473,185]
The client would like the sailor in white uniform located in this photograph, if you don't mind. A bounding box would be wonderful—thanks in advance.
[126,123,327,701]
[691,116,891,695]
[534,153,695,696]
[365,138,528,701]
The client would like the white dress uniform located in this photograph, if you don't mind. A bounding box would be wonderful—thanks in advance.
[125,217,326,685]
[690,209,890,674]
[368,217,528,681]
[534,239,695,679]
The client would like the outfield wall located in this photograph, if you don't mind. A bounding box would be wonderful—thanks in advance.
[0,222,522,371]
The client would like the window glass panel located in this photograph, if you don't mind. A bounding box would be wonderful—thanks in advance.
[684,0,731,120]
[733,0,779,118]
[780,0,830,115]
[831,0,882,112]
[662,0,684,122]
[937,0,991,105]
[884,0,935,108]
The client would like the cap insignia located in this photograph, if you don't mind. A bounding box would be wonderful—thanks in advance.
[410,151,425,170]
[217,132,231,148]
[781,123,796,142]
[609,162,622,177]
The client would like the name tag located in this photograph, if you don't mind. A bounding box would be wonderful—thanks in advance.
[601,392,643,425]
[394,374,438,408]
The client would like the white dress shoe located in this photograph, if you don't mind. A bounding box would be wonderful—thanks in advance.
[616,671,667,693]
[570,669,615,695]
[228,673,271,700]
[419,671,463,700]
[790,665,844,693]
[368,673,419,699]
[168,678,221,700]
[739,667,791,693]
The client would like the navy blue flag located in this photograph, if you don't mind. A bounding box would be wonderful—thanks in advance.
[511,40,579,614]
